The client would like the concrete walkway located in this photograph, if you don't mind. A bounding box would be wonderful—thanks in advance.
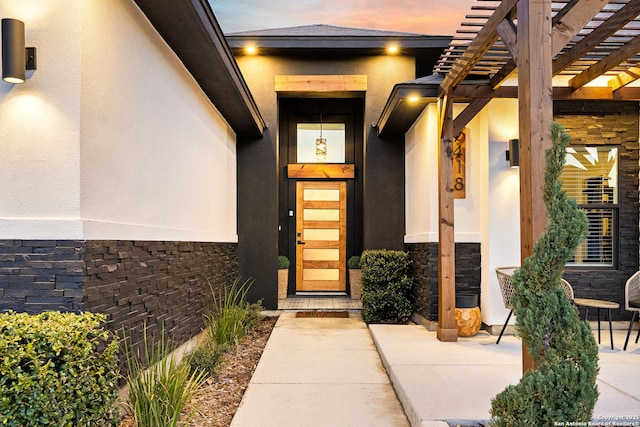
[230,311,409,427]
[233,312,640,427]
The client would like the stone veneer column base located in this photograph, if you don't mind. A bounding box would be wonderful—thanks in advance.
[405,242,481,322]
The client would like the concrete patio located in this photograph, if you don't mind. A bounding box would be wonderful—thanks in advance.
[371,323,640,426]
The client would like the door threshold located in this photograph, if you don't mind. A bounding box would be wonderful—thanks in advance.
[295,292,348,297]
[278,296,362,310]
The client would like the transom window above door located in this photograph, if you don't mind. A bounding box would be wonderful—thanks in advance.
[297,123,346,163]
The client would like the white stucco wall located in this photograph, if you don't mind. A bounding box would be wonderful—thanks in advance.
[404,98,521,326]
[405,103,483,243]
[484,98,521,326]
[405,103,439,242]
[0,0,237,242]
[0,0,83,238]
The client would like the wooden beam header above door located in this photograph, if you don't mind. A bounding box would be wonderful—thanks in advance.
[276,75,367,93]
[288,164,355,179]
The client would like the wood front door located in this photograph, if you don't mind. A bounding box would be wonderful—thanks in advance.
[295,181,347,292]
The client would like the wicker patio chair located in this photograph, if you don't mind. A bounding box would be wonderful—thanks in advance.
[560,278,574,301]
[495,267,518,344]
[623,271,640,351]
[495,267,574,344]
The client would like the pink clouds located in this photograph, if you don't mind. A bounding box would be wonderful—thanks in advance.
[210,0,477,35]
[310,0,477,35]
[330,7,474,36]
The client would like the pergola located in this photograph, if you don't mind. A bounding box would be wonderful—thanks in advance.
[427,0,640,348]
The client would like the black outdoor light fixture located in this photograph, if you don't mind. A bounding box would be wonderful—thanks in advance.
[2,18,37,84]
[505,138,519,168]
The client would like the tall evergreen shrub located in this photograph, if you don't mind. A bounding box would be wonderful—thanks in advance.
[490,123,599,425]
[361,249,414,323]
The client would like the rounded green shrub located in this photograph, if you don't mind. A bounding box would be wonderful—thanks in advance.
[360,250,414,323]
[347,255,361,269]
[0,311,119,426]
[490,123,599,425]
[278,255,290,269]
[185,341,223,377]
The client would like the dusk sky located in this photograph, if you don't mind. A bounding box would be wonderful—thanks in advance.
[208,0,479,36]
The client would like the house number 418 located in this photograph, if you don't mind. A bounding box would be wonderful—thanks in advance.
[453,131,466,199]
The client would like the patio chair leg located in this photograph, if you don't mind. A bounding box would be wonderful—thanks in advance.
[608,308,614,350]
[496,309,513,345]
[597,307,601,344]
[636,320,640,344]
[624,311,638,351]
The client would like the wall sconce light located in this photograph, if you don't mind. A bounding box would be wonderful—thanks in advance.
[2,18,37,84]
[505,138,519,168]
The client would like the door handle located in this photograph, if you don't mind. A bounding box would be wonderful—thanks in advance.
[297,240,306,245]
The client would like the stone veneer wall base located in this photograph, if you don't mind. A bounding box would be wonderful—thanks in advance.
[0,239,238,375]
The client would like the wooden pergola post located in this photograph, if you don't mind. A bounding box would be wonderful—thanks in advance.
[517,0,553,372]
[437,93,458,342]
[435,0,520,343]
[425,0,637,372]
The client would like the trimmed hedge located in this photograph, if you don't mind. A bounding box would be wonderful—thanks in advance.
[0,311,119,426]
[361,250,414,323]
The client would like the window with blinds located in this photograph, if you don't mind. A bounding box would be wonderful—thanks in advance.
[559,146,618,267]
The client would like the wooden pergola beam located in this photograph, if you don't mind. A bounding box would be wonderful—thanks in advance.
[555,86,640,100]
[440,0,518,94]
[490,62,517,90]
[551,0,611,55]
[496,18,518,60]
[570,34,640,89]
[453,84,640,101]
[453,85,517,99]
[608,66,640,92]
[553,0,640,75]
[453,97,492,137]
[491,0,609,89]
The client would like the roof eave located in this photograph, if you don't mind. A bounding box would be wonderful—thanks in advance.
[376,81,440,136]
[226,35,452,51]
[133,0,265,139]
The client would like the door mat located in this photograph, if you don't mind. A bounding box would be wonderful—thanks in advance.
[295,311,350,318]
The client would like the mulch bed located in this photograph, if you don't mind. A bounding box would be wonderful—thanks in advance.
[119,315,278,427]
